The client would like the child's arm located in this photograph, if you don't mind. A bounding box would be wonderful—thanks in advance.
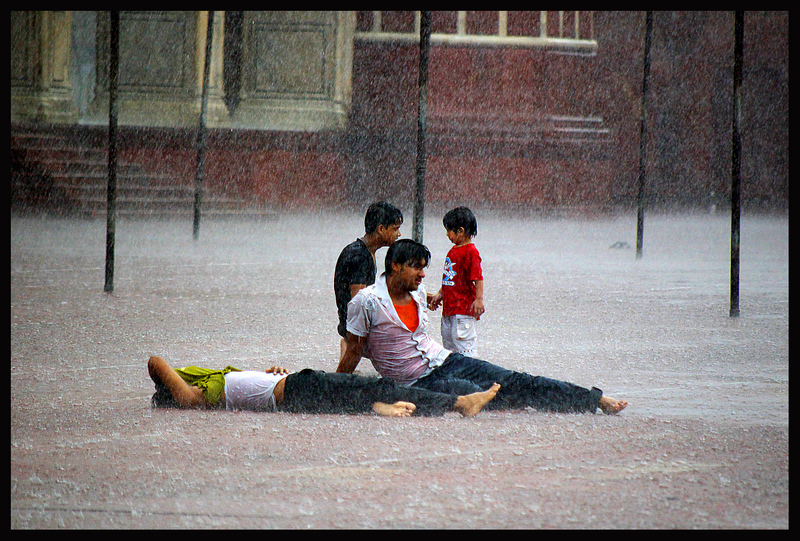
[471,280,484,318]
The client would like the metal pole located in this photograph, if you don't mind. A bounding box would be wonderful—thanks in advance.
[104,11,120,293]
[413,11,432,244]
[636,11,653,260]
[729,11,744,317]
[194,11,214,240]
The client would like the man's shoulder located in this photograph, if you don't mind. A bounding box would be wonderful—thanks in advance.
[336,239,370,265]
[340,238,366,254]
[350,280,385,306]
[335,239,371,276]
[354,281,380,298]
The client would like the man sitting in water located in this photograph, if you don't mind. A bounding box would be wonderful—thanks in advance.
[147,355,499,418]
[337,239,628,415]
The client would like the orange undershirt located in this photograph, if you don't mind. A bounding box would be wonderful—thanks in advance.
[394,300,419,332]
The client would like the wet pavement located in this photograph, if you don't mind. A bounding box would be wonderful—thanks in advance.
[11,211,788,529]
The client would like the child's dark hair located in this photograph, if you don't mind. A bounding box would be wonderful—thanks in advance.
[443,207,478,238]
[365,201,403,234]
[385,239,431,276]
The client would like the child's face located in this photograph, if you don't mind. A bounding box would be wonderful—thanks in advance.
[446,227,468,245]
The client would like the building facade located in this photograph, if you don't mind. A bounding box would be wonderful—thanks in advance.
[10,11,788,215]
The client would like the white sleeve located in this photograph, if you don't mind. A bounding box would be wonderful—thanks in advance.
[345,289,372,337]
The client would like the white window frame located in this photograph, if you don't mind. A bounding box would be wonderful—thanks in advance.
[355,11,597,54]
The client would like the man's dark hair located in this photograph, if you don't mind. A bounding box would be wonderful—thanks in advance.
[385,239,431,276]
[443,206,478,237]
[365,201,403,234]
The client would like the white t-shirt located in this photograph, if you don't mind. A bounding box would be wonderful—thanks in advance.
[346,273,450,385]
[223,371,290,411]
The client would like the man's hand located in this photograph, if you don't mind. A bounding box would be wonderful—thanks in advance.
[266,366,290,375]
[427,291,442,311]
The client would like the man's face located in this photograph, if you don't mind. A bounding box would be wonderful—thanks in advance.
[378,222,402,246]
[391,260,427,291]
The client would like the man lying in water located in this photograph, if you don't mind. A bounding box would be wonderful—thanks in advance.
[147,355,500,418]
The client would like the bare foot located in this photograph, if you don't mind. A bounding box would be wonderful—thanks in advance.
[454,383,501,418]
[598,395,628,414]
[373,401,417,417]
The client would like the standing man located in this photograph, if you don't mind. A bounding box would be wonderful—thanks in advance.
[334,202,403,361]
[337,239,628,415]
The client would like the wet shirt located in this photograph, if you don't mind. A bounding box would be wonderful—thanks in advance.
[224,371,289,411]
[334,239,376,337]
[346,274,450,386]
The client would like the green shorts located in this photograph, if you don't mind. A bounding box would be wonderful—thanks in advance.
[174,365,241,406]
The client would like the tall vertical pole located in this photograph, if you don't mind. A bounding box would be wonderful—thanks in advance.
[104,11,120,293]
[413,11,432,244]
[636,11,653,260]
[729,11,744,317]
[194,11,214,240]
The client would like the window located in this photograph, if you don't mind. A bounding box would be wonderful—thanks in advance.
[355,11,596,54]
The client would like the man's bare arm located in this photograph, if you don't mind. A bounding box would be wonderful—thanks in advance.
[337,332,365,373]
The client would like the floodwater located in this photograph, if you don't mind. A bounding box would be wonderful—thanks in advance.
[10,210,788,528]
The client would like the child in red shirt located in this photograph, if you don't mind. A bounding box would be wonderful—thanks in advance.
[428,207,484,356]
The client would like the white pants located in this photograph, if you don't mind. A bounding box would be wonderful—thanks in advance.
[441,315,478,356]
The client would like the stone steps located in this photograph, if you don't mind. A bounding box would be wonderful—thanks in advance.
[11,128,274,218]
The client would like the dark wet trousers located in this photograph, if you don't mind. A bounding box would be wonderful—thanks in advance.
[279,369,458,416]
[412,353,602,414]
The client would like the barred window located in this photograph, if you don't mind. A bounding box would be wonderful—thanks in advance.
[355,11,596,54]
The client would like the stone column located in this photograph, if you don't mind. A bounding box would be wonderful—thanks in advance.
[11,11,79,124]
[195,11,229,127]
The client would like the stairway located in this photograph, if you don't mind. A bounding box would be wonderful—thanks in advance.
[11,127,270,218]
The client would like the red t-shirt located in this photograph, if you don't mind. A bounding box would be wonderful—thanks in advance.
[440,243,483,318]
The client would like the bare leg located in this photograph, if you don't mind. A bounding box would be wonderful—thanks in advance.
[598,395,628,414]
[148,355,214,409]
[372,401,417,417]
[453,383,501,418]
